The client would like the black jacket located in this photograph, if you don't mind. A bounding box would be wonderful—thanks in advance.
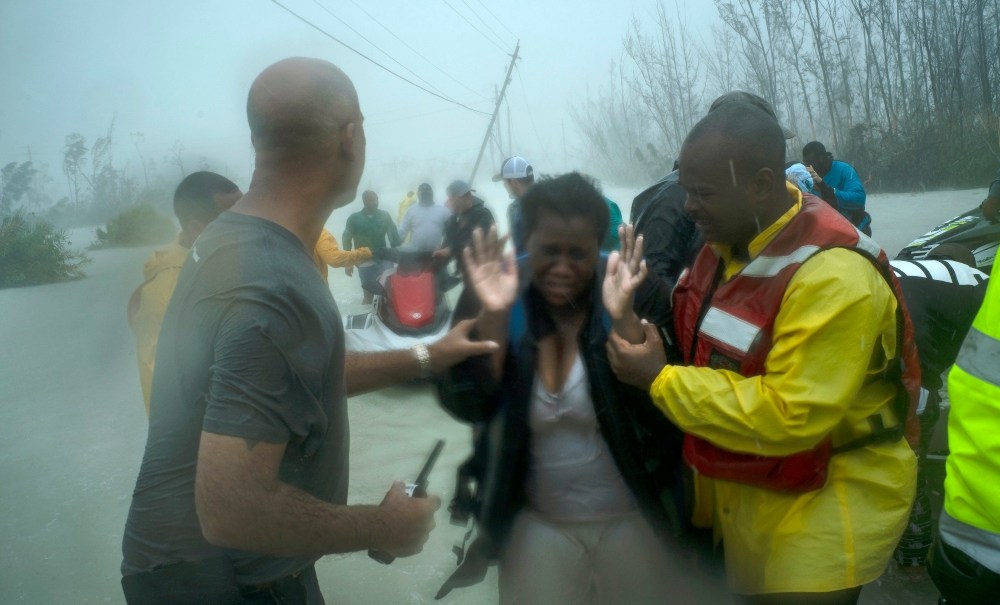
[436,258,685,558]
[630,171,702,318]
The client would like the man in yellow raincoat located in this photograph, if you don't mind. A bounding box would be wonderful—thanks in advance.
[607,102,916,604]
[127,172,241,414]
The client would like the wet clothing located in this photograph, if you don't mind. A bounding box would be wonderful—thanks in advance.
[601,197,623,252]
[629,170,702,317]
[507,198,525,255]
[933,259,1000,591]
[498,510,682,605]
[127,239,189,415]
[436,259,686,591]
[442,199,495,276]
[342,208,399,252]
[890,259,988,390]
[807,160,869,233]
[122,212,348,594]
[889,259,987,567]
[652,185,916,595]
[399,201,450,251]
[313,228,371,281]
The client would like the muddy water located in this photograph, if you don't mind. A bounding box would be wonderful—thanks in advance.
[0,186,985,603]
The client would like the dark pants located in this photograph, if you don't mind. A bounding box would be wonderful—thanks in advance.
[239,565,324,605]
[894,390,941,566]
[738,586,863,605]
[928,538,1000,604]
[123,560,323,605]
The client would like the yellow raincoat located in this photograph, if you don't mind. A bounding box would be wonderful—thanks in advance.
[650,186,916,594]
[127,240,188,415]
[312,228,371,281]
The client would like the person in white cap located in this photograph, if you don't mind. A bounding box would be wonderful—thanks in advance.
[493,156,534,254]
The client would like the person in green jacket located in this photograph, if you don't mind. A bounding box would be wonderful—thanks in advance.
[928,259,1000,603]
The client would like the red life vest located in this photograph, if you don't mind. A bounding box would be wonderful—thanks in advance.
[673,195,921,492]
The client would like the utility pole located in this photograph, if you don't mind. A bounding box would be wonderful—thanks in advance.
[469,41,519,185]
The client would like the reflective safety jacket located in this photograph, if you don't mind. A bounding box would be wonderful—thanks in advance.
[673,194,922,489]
[651,186,918,594]
[945,259,1000,535]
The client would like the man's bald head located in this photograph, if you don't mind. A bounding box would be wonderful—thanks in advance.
[683,101,786,183]
[247,57,360,160]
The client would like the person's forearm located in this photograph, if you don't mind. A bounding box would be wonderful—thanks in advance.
[201,478,390,557]
[345,349,424,395]
[476,310,510,379]
[612,311,645,344]
[196,437,400,557]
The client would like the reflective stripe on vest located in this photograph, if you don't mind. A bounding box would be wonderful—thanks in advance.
[742,245,822,277]
[954,326,1000,387]
[855,229,882,258]
[700,307,762,354]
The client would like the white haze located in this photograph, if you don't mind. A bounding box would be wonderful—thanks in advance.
[0,0,717,196]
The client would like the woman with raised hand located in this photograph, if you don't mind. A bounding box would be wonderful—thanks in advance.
[435,172,698,604]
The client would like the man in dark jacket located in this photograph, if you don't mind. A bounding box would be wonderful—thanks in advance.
[435,179,495,286]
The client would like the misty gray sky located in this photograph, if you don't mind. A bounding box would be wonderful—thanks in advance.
[0,0,716,196]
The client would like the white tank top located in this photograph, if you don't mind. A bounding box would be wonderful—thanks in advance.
[526,354,637,521]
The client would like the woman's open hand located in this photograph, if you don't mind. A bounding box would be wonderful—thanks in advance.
[463,225,518,313]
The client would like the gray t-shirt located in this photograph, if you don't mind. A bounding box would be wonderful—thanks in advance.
[121,211,348,586]
[400,202,451,250]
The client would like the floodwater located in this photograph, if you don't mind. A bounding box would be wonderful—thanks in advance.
[0,184,987,604]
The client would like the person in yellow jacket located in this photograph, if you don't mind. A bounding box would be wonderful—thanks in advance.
[126,172,241,414]
[605,104,916,604]
[397,189,417,231]
[928,259,1000,603]
[312,228,371,282]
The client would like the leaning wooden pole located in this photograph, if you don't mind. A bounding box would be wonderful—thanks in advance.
[469,41,520,185]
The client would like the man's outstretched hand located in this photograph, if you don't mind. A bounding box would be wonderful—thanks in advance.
[606,321,668,391]
[427,318,500,373]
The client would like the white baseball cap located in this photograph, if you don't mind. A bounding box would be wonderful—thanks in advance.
[492,156,533,182]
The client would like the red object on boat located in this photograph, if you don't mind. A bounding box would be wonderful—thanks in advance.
[387,272,435,329]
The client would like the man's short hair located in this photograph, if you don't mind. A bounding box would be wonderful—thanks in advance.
[802,141,828,158]
[684,103,786,182]
[173,171,240,224]
[521,172,609,244]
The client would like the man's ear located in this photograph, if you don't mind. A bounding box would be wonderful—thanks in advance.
[750,167,775,201]
[340,122,357,160]
[184,218,207,238]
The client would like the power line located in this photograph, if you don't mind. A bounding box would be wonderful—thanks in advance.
[345,0,489,101]
[440,0,510,54]
[460,0,512,50]
[269,0,491,116]
[474,0,519,42]
[309,0,449,100]
[515,64,549,160]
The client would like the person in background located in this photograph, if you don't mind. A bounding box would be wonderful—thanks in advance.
[802,140,870,235]
[579,174,624,252]
[397,189,417,227]
[927,259,1000,604]
[127,171,241,415]
[889,249,989,569]
[493,155,534,255]
[435,179,494,287]
[342,189,400,303]
[313,228,371,284]
[607,102,918,605]
[399,182,450,252]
